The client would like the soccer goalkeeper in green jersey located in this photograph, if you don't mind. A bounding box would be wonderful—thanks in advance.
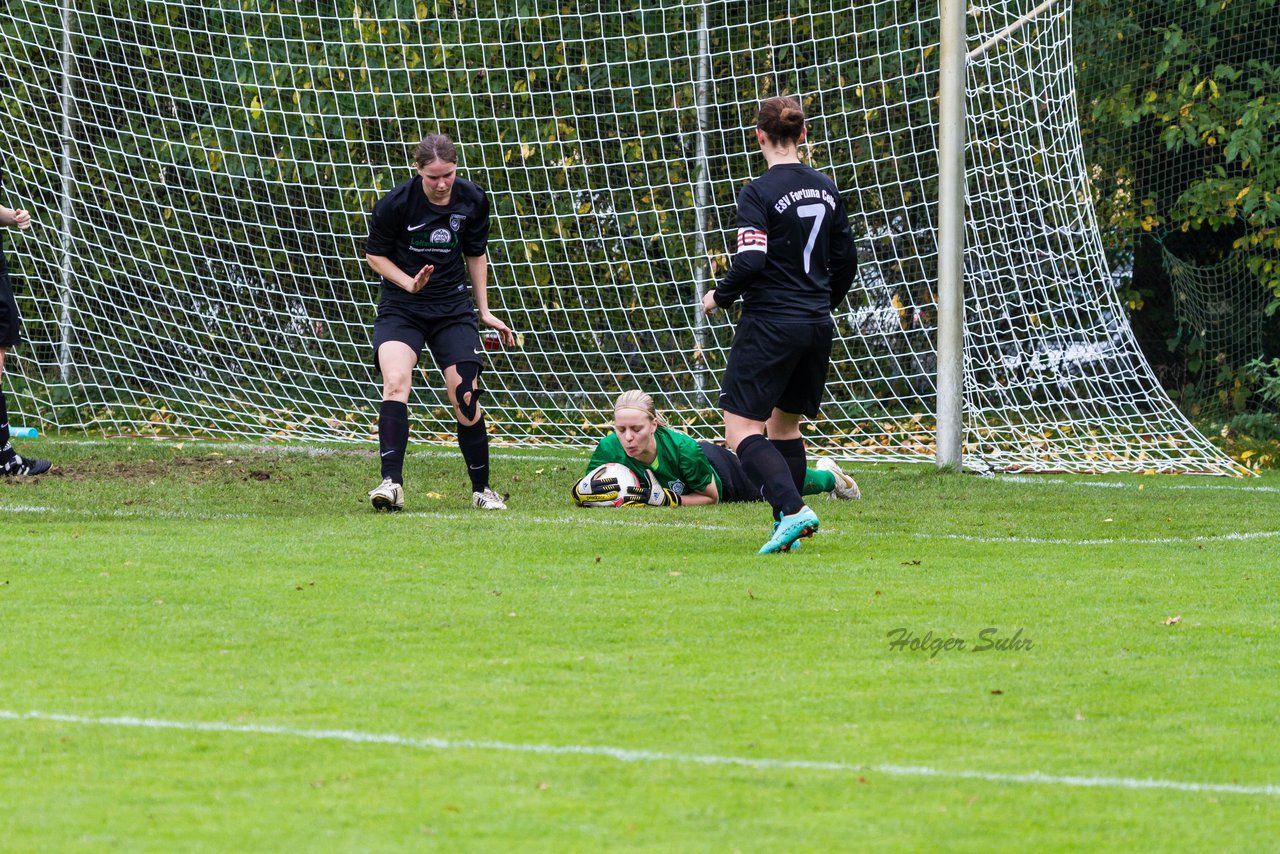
[577,390,859,507]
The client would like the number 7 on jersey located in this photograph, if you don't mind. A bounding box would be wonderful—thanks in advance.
[797,203,826,274]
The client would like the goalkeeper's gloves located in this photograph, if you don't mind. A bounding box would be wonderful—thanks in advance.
[650,487,680,506]
[573,475,625,506]
[628,469,680,507]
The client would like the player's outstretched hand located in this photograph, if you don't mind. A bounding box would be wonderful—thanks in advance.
[701,290,719,316]
[640,469,680,507]
[407,264,435,294]
[480,312,516,347]
[11,209,31,230]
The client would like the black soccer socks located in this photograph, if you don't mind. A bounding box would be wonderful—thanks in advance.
[0,388,13,468]
[378,399,409,484]
[737,433,804,518]
[770,437,808,494]
[457,416,490,492]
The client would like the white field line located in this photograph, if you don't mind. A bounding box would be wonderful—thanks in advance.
[0,709,1274,798]
[400,511,740,532]
[0,505,253,520]
[41,439,590,464]
[881,530,1280,545]
[7,503,1280,544]
[0,503,735,531]
[35,440,1280,491]
[993,474,1280,494]
[1167,482,1280,493]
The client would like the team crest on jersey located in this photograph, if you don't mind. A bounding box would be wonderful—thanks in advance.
[449,214,465,231]
[670,480,685,496]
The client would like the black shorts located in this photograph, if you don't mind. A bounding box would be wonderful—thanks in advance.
[372,304,481,373]
[699,440,763,504]
[0,271,21,348]
[719,314,833,421]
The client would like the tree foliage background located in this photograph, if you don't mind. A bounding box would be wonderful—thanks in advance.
[1076,0,1280,421]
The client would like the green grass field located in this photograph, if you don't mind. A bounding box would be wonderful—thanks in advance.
[1,436,1277,851]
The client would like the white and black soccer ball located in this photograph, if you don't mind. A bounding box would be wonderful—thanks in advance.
[571,462,641,507]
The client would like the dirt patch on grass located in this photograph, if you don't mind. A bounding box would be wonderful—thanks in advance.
[37,455,292,483]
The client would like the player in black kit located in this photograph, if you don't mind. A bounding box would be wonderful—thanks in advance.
[702,97,858,554]
[364,133,515,511]
[0,199,50,477]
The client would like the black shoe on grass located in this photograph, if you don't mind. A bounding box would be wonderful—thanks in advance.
[1,455,51,476]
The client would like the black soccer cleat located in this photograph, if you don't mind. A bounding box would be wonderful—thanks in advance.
[1,454,51,476]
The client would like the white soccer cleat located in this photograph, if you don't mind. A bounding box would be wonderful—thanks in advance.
[816,457,861,500]
[472,486,508,510]
[368,477,404,512]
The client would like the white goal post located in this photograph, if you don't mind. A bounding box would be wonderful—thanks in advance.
[0,0,1245,475]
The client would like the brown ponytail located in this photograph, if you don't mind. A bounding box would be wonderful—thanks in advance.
[757,96,805,145]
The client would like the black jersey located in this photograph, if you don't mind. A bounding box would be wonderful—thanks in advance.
[714,163,857,321]
[0,227,18,347]
[365,174,490,312]
[0,209,8,278]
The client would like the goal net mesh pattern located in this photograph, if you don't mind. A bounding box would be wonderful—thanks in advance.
[0,0,1242,474]
[1164,243,1277,416]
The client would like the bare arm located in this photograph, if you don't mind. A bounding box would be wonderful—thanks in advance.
[366,253,433,294]
[468,253,515,346]
[678,480,720,506]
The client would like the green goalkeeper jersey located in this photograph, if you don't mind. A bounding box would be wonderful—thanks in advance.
[587,426,720,501]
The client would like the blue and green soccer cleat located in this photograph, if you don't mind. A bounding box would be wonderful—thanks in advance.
[759,505,820,554]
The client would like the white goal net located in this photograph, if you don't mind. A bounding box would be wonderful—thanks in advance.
[0,0,1244,474]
